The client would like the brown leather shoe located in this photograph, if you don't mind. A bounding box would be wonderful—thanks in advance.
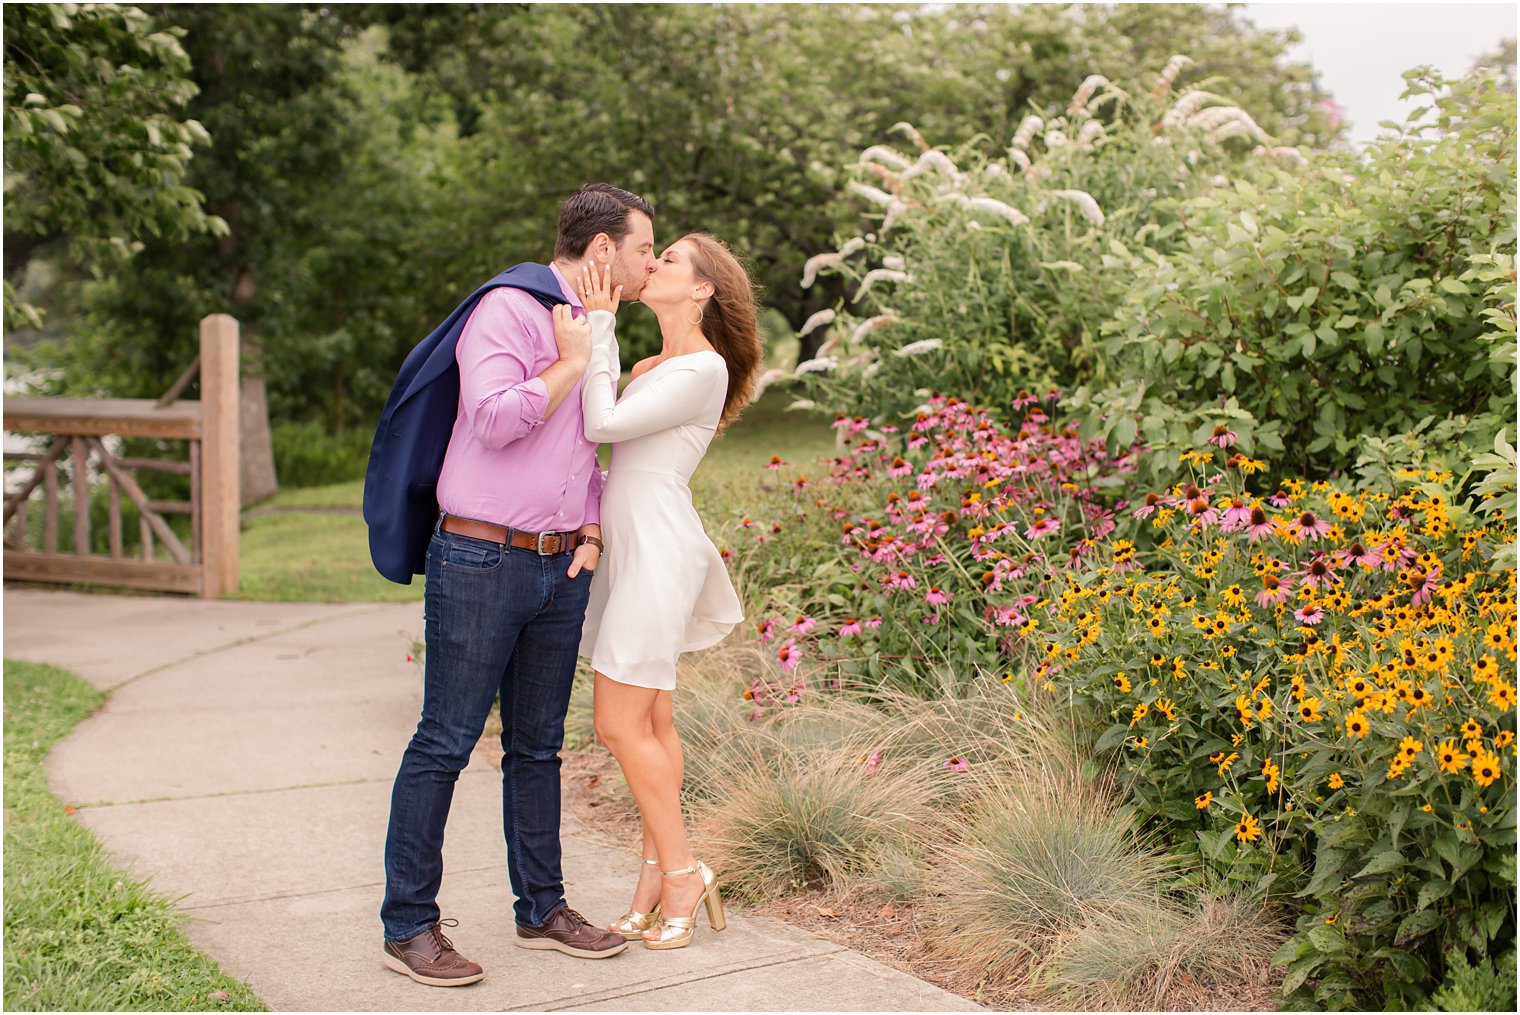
[516,906,629,959]
[382,919,485,986]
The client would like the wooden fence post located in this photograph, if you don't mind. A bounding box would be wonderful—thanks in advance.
[200,315,240,597]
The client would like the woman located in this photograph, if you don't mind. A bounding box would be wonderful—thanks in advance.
[550,233,763,950]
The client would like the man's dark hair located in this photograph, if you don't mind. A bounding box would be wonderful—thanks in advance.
[554,183,655,261]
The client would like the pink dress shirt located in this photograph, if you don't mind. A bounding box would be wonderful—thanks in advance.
[436,263,602,533]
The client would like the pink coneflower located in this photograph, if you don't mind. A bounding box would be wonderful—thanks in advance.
[1339,541,1376,568]
[1290,511,1333,541]
[1186,497,1220,529]
[865,617,883,629]
[1133,492,1163,519]
[765,455,787,470]
[791,615,816,636]
[889,456,913,478]
[1220,498,1254,531]
[785,683,804,703]
[1255,573,1295,607]
[1294,604,1325,626]
[719,548,734,563]
[883,570,918,591]
[1246,507,1275,542]
[792,477,809,493]
[777,639,801,673]
[922,612,940,625]
[1405,566,1441,607]
[1267,489,1293,508]
[1208,424,1237,448]
[907,435,929,450]
[989,604,1025,627]
[739,518,755,528]
[925,587,950,606]
[1299,555,1339,590]
[1011,390,1040,410]
[864,750,882,773]
[757,619,777,644]
[944,757,970,771]
[838,619,864,638]
[1025,517,1060,540]
[831,414,852,431]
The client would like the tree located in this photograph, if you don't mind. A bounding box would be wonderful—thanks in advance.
[2,2,224,330]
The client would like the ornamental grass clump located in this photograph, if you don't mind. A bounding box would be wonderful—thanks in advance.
[1038,436,1517,1009]
[925,762,1176,988]
[1034,894,1285,1010]
[692,726,943,901]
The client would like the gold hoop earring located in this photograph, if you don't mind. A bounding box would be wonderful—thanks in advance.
[686,300,704,326]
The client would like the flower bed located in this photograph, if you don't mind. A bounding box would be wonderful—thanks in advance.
[722,393,1515,1008]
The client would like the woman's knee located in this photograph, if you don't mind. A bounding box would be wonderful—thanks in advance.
[594,711,650,754]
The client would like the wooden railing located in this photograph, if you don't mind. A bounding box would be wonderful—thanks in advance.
[3,315,240,597]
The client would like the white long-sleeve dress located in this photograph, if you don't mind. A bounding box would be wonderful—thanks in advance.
[577,310,744,689]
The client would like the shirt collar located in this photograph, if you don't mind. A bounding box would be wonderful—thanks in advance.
[548,263,585,311]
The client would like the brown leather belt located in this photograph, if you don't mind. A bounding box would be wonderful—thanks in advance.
[440,515,576,556]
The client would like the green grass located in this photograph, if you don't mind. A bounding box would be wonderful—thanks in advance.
[3,659,266,1012]
[234,386,835,603]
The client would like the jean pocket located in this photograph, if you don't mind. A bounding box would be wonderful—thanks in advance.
[440,538,505,573]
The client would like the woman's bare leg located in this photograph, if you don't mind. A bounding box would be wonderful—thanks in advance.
[627,690,681,914]
[594,674,704,921]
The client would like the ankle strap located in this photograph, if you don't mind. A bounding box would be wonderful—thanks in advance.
[642,858,660,865]
[661,864,698,877]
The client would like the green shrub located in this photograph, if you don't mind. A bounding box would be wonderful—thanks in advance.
[1081,69,1516,480]
[270,419,370,489]
[792,66,1516,484]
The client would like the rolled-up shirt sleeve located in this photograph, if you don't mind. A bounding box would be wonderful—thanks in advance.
[456,289,550,449]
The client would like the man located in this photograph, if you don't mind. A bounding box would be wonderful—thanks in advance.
[381,184,658,986]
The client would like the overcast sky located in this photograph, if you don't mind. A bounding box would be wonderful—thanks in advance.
[1240,2,1516,143]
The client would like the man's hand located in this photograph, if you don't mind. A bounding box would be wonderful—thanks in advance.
[567,541,600,578]
[552,304,591,367]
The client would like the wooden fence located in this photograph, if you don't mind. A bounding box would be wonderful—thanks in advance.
[3,315,240,597]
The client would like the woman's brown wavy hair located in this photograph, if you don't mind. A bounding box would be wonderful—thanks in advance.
[684,233,763,434]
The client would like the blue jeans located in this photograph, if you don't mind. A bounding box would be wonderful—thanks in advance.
[381,526,592,940]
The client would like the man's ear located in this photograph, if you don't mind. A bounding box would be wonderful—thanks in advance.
[591,232,614,264]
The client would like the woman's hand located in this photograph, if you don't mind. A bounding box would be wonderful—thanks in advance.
[578,260,623,314]
[551,304,591,367]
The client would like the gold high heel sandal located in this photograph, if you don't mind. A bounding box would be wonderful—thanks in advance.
[609,858,662,939]
[642,860,726,951]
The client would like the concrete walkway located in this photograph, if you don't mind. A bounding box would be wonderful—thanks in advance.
[4,589,982,1012]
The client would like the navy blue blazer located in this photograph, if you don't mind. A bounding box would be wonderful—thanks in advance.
[363,263,568,584]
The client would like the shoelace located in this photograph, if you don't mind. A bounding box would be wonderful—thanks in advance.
[559,908,592,929]
[431,918,461,952]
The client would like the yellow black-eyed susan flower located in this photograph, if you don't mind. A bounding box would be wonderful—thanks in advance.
[1216,752,1240,776]
[1472,750,1501,788]
[1398,735,1423,761]
[1436,740,1469,774]
[1113,672,1132,693]
[1345,713,1370,738]
[1328,772,1345,790]
[1490,683,1517,711]
[1460,718,1484,741]
[1299,697,1323,722]
[1235,813,1262,843]
[1157,698,1178,721]
[1195,791,1213,809]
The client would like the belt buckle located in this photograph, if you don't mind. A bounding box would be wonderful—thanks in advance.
[535,531,554,556]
